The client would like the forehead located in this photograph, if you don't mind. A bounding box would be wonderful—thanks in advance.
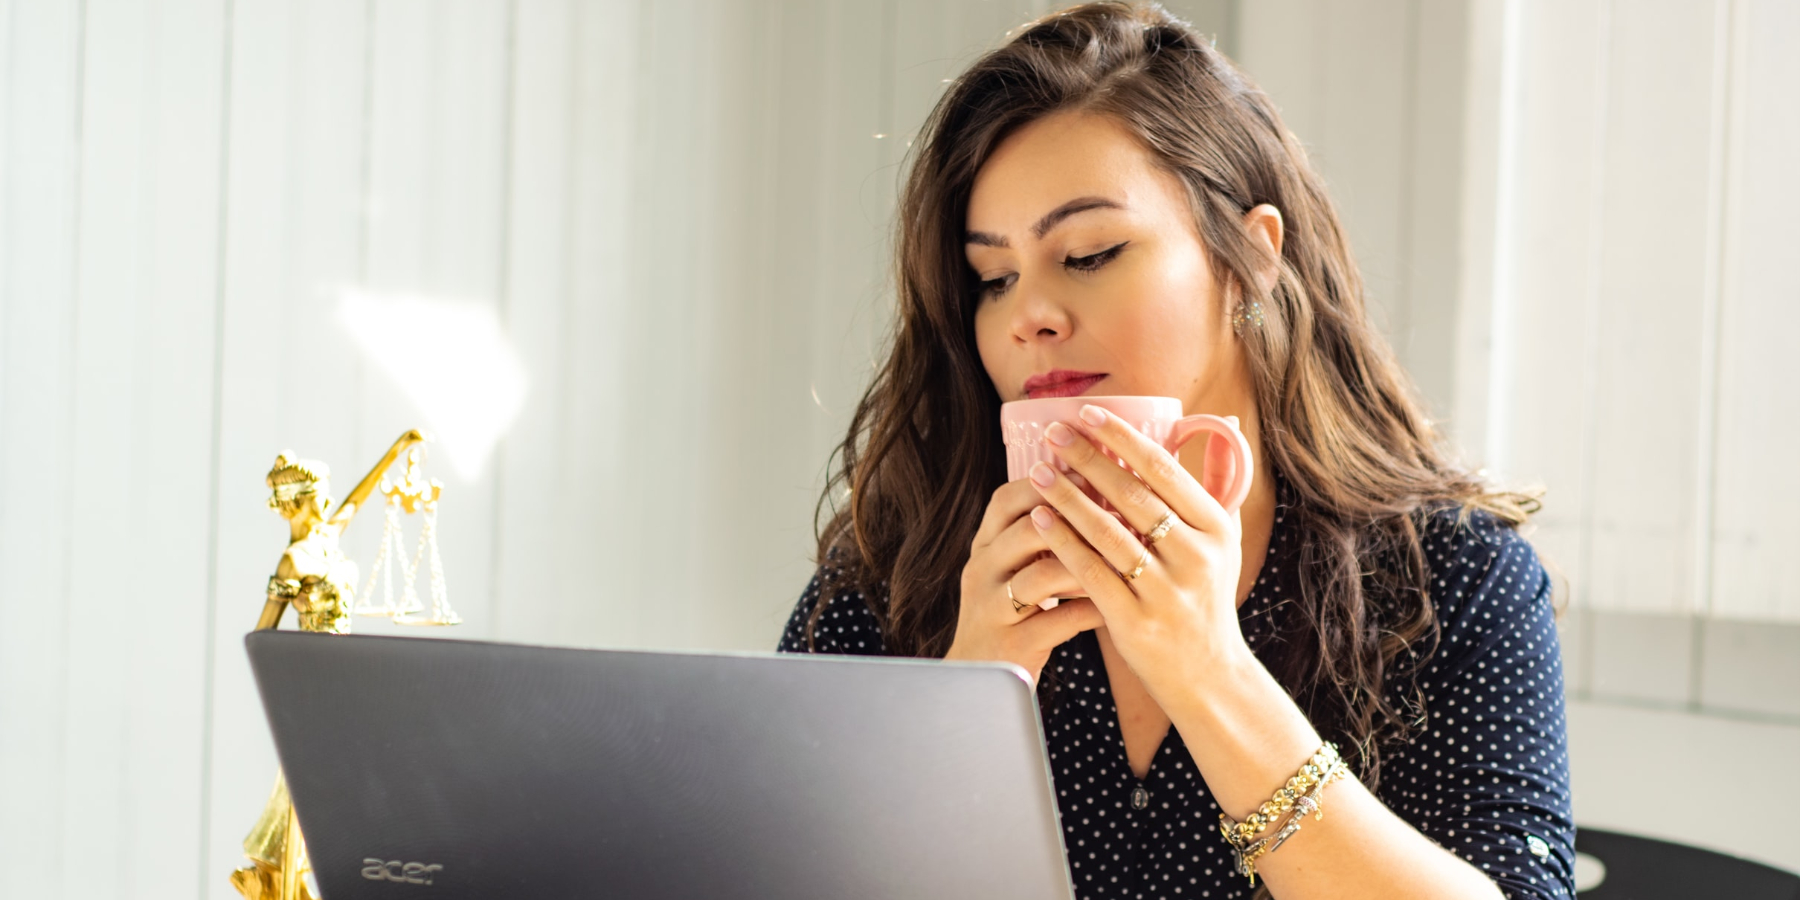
[966,111,1171,231]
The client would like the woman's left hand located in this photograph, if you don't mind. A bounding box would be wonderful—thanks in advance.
[1024,403,1250,696]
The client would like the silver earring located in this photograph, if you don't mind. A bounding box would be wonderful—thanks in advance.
[1231,299,1265,333]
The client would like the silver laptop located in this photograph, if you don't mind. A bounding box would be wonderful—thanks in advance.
[245,630,1075,899]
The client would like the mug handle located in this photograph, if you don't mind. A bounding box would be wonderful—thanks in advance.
[1163,414,1254,513]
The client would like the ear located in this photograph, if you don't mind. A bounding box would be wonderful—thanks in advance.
[1241,203,1284,293]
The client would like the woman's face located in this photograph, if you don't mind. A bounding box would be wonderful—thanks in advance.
[967,111,1247,414]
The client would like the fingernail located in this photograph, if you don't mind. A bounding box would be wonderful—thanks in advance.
[1030,462,1056,487]
[1226,415,1240,428]
[1030,506,1055,529]
[1079,405,1106,427]
[1046,421,1075,446]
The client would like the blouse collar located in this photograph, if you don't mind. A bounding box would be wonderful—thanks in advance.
[1237,468,1299,654]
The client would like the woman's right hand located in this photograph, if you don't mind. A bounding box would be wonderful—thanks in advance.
[945,477,1106,686]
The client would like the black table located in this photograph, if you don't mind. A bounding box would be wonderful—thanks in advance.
[1576,828,1800,899]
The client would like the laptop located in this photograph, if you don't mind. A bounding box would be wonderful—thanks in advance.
[245,630,1075,899]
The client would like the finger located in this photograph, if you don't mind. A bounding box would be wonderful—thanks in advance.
[1066,468,1103,506]
[1070,405,1231,536]
[1041,419,1182,544]
[998,571,1039,620]
[1016,597,1105,649]
[982,513,1057,580]
[1028,459,1151,580]
[1028,504,1141,616]
[1008,555,1083,616]
[971,478,1044,551]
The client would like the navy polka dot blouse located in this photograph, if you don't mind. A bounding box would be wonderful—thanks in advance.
[778,484,1577,899]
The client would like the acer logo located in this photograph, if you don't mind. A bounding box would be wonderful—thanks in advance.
[361,859,444,885]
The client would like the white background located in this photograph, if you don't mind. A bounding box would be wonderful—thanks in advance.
[0,0,1794,894]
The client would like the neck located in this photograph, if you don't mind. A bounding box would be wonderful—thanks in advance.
[289,516,324,543]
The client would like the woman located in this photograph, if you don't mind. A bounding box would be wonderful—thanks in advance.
[778,3,1573,898]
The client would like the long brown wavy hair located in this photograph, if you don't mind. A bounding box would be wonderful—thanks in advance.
[803,0,1537,789]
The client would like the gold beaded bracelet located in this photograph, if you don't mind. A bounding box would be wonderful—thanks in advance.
[1217,743,1349,885]
[1229,758,1349,884]
[1220,742,1341,846]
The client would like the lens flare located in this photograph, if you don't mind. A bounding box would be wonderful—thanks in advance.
[338,287,528,478]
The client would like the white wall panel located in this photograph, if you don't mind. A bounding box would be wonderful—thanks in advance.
[1710,0,1800,622]
[1399,0,1475,421]
[65,0,229,894]
[685,0,788,651]
[1489,0,1800,623]
[1236,0,1326,150]
[1315,0,1413,339]
[1496,0,1610,602]
[127,3,231,885]
[490,0,577,643]
[0,4,84,896]
[343,0,433,602]
[67,0,151,885]
[1582,0,1727,616]
[781,0,903,646]
[496,0,642,648]
[1236,0,1471,421]
[610,0,713,650]
[351,0,509,638]
[692,0,848,651]
[204,1,372,893]
[799,0,901,516]
[890,0,1044,158]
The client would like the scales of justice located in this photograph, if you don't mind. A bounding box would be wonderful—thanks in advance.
[230,429,461,900]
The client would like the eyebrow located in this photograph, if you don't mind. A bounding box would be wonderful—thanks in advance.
[965,196,1124,248]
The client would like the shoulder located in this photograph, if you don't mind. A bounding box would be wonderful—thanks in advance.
[1417,505,1550,616]
[1413,505,1558,681]
[1380,507,1576,897]
[776,545,889,656]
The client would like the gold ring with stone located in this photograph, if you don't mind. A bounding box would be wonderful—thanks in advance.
[1008,578,1028,613]
[1145,512,1178,545]
[1120,546,1150,581]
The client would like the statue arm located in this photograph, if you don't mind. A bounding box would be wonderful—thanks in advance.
[325,429,427,530]
[256,551,304,631]
[255,598,287,631]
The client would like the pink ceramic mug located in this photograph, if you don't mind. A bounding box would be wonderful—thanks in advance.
[1000,395,1255,516]
[1000,396,1254,608]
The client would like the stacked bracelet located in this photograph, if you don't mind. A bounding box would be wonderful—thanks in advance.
[1221,743,1340,845]
[1217,742,1351,885]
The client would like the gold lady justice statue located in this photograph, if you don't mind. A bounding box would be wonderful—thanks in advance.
[231,430,459,900]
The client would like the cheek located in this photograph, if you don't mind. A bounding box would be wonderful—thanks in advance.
[973,302,1007,382]
[1105,303,1194,369]
[1140,251,1221,324]
[1100,250,1228,384]
[1150,244,1225,323]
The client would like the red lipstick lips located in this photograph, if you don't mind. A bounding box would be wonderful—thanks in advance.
[1023,370,1107,400]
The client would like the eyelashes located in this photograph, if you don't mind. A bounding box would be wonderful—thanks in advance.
[1063,240,1128,274]
[978,241,1130,298]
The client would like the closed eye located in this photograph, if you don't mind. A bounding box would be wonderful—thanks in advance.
[1064,241,1128,273]
[978,272,1017,297]
[977,241,1129,299]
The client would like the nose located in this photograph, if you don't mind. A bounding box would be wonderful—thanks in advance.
[1007,279,1073,347]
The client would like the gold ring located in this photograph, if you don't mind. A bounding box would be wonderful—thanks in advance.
[1145,512,1178,545]
[1007,578,1028,613]
[1120,546,1150,581]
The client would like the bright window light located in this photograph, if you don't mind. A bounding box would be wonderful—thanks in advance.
[338,287,528,479]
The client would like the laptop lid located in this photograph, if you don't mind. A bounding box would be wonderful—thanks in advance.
[244,631,1075,899]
